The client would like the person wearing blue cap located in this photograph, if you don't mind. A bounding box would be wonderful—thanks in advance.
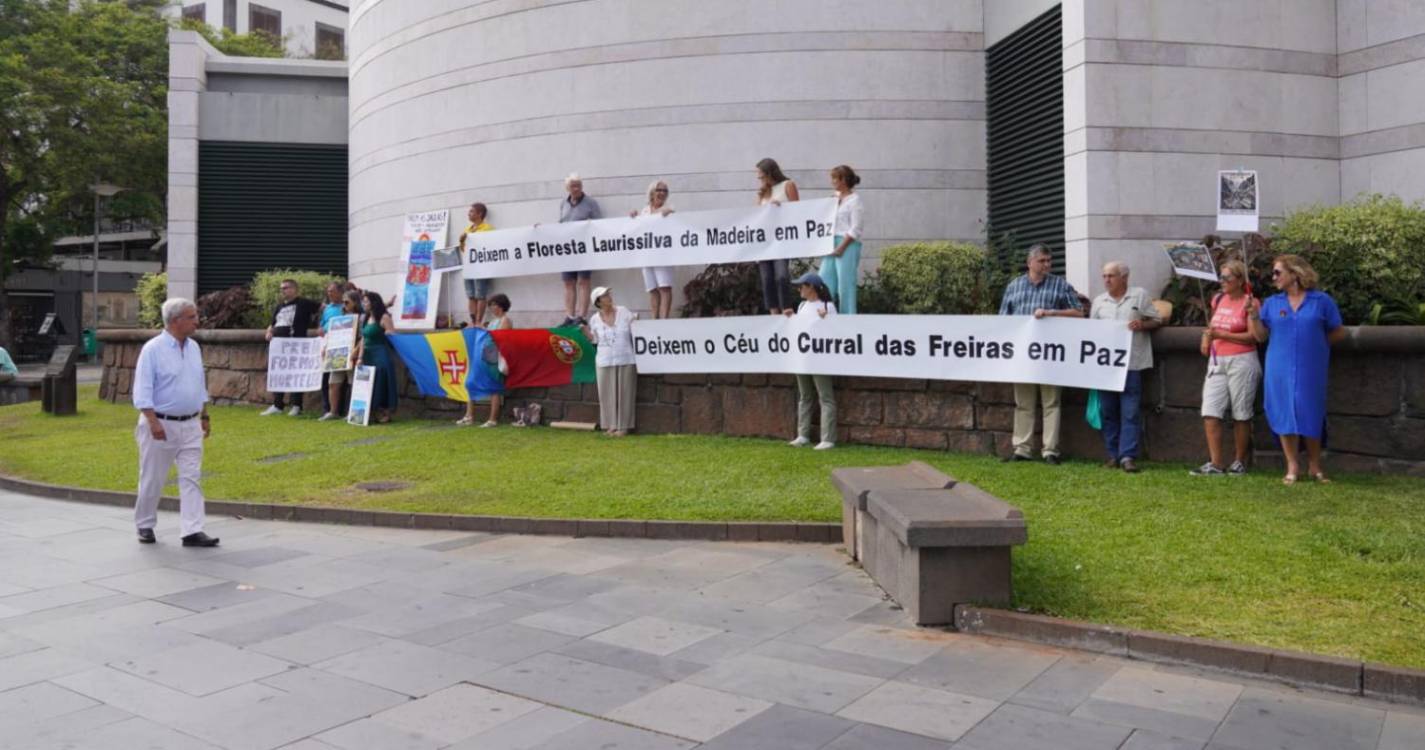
[785,272,837,449]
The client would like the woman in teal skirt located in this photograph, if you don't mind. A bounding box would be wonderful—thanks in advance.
[819,165,864,314]
[354,291,399,423]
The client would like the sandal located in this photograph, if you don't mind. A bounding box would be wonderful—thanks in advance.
[455,416,475,426]
[1282,473,1298,486]
[480,420,498,428]
[1311,472,1332,484]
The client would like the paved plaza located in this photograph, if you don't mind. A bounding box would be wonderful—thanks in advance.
[0,489,1421,749]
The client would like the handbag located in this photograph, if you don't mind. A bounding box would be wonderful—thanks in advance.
[1085,389,1102,430]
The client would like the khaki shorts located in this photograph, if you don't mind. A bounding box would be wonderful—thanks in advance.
[328,370,350,385]
[1201,352,1261,421]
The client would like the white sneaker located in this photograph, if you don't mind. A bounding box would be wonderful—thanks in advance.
[318,412,336,422]
[481,420,498,428]
[259,406,282,416]
[814,441,835,451]
[788,437,811,447]
[287,406,301,417]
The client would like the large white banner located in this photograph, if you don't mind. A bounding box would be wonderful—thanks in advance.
[396,210,450,330]
[631,315,1135,391]
[266,337,324,393]
[463,198,838,280]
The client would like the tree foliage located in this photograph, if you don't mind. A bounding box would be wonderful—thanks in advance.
[178,18,284,58]
[0,0,169,345]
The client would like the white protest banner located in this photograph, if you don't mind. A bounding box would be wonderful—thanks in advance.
[631,315,1134,392]
[396,210,450,330]
[347,365,376,426]
[1216,170,1258,232]
[321,314,357,372]
[464,198,837,280]
[266,337,324,393]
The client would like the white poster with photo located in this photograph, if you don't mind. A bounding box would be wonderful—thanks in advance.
[1164,242,1219,282]
[346,365,376,426]
[1216,170,1258,232]
[266,337,324,393]
[321,314,357,373]
[631,315,1135,392]
[396,210,451,331]
[463,198,838,280]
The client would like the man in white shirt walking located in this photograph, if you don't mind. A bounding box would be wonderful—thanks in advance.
[132,298,219,547]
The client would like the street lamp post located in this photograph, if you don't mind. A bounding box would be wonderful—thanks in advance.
[90,182,124,351]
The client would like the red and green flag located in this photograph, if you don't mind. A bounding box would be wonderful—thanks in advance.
[390,325,596,401]
[489,325,596,389]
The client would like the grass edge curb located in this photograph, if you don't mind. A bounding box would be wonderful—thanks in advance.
[952,605,1425,707]
[0,472,840,543]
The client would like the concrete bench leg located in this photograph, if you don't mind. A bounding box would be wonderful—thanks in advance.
[898,545,1012,626]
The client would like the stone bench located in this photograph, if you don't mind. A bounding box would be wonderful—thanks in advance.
[834,463,1027,626]
[830,461,956,560]
[0,374,42,406]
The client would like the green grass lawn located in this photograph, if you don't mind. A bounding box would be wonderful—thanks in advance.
[2,387,1424,668]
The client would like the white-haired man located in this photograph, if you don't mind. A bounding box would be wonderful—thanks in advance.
[558,172,601,326]
[1090,261,1162,473]
[131,298,219,546]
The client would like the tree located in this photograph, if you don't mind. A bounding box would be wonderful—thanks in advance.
[0,0,168,348]
[178,18,285,58]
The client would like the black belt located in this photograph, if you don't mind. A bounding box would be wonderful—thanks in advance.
[154,412,200,421]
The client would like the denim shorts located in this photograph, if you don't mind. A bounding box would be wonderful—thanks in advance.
[463,277,492,299]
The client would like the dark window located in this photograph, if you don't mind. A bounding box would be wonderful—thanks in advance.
[197,142,348,294]
[182,3,206,22]
[986,5,1065,273]
[223,0,235,31]
[315,22,344,60]
[249,3,282,40]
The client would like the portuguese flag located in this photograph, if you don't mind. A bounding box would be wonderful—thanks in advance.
[389,325,595,402]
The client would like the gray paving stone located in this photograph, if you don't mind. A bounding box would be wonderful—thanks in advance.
[955,702,1133,750]
[203,600,362,646]
[666,631,762,665]
[588,615,724,656]
[208,546,312,568]
[440,623,577,666]
[475,652,669,714]
[400,603,543,646]
[91,567,230,598]
[657,597,815,640]
[111,638,294,695]
[369,683,543,745]
[420,533,498,551]
[0,681,98,726]
[163,591,317,636]
[347,545,455,573]
[514,599,635,637]
[899,638,1060,701]
[446,566,557,598]
[1207,687,1384,750]
[0,704,134,750]
[0,631,45,659]
[177,669,406,750]
[1380,711,1425,750]
[0,582,125,614]
[696,703,857,750]
[510,573,623,602]
[315,639,500,697]
[748,637,910,679]
[315,717,443,750]
[0,647,97,692]
[52,715,224,750]
[686,653,883,713]
[527,718,696,749]
[156,580,279,612]
[444,706,589,750]
[1072,700,1224,742]
[837,680,1001,742]
[605,682,772,741]
[822,723,954,750]
[1121,729,1208,750]
[11,601,204,663]
[823,623,953,665]
[1072,667,1241,741]
[557,638,729,681]
[767,581,884,619]
[248,623,389,665]
[1008,653,1122,714]
[342,593,507,637]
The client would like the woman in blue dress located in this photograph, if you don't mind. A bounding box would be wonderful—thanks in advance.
[354,291,400,423]
[1249,254,1346,485]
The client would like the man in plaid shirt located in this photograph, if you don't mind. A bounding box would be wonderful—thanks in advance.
[999,244,1083,464]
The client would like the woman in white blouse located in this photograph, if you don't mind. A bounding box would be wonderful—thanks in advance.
[819,165,864,314]
[630,180,676,319]
[582,286,638,436]
[785,273,837,450]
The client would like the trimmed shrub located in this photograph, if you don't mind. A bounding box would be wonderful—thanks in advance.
[195,286,253,330]
[871,242,999,314]
[1158,234,1275,326]
[679,263,766,317]
[1272,194,1425,324]
[134,272,167,328]
[246,269,344,328]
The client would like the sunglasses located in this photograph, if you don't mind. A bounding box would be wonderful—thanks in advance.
[1271,269,1284,277]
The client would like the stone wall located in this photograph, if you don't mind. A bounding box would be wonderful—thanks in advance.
[98,328,1425,475]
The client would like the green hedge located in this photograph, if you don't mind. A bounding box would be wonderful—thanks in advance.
[246,270,344,328]
[134,272,167,328]
[857,242,1000,314]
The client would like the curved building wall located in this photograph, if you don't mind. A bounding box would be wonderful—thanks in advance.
[347,0,987,321]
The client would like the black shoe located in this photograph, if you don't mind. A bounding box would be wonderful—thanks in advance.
[1044,454,1062,466]
[559,316,577,327]
[181,532,220,548]
[137,528,155,544]
[1001,453,1032,463]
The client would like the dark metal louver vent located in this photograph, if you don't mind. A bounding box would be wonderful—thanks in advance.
[986,5,1065,273]
[197,141,348,294]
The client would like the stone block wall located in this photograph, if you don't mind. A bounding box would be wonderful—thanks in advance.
[99,327,1425,475]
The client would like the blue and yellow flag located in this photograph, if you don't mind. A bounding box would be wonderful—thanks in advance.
[389,328,504,402]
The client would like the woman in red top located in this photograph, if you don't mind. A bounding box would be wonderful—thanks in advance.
[1192,260,1262,475]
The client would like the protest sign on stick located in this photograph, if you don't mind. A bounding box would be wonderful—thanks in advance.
[321,314,357,373]
[1216,170,1258,232]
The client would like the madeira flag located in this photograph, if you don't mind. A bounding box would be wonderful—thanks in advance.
[389,326,595,402]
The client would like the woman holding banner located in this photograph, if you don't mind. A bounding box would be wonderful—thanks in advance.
[756,158,799,315]
[631,180,677,319]
[1192,261,1261,476]
[583,287,638,436]
[354,291,399,424]
[458,293,514,428]
[786,272,837,450]
[819,165,864,314]
[321,291,364,421]
[1250,254,1346,485]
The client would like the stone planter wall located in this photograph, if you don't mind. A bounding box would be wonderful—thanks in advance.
[98,327,1425,475]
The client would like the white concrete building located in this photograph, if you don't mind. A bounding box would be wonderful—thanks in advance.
[169,0,348,59]
[170,1,1425,318]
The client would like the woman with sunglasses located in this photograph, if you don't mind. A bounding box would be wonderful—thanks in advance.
[631,180,676,319]
[1249,254,1346,485]
[1191,260,1261,476]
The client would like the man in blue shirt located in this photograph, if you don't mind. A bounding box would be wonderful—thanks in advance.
[132,298,218,547]
[998,244,1084,464]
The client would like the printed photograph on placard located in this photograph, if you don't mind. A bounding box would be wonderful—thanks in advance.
[400,234,435,321]
[432,244,463,271]
[1164,242,1219,282]
[396,210,450,330]
[347,365,375,426]
[1216,170,1259,232]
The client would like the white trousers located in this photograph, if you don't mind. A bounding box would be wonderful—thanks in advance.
[134,415,206,537]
